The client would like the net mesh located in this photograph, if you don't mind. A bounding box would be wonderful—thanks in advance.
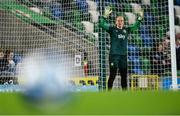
[100,0,172,90]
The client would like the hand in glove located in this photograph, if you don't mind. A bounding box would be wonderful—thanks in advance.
[137,9,144,21]
[103,6,112,18]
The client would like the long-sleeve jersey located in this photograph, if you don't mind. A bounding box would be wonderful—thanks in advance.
[99,16,142,55]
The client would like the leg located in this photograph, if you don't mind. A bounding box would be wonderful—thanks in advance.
[108,65,117,90]
[119,55,128,90]
[119,68,127,90]
[108,55,118,90]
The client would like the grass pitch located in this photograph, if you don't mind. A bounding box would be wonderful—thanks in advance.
[0,91,180,115]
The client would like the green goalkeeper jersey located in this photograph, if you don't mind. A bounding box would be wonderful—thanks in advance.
[99,16,142,55]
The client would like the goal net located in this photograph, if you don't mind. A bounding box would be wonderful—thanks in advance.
[0,0,99,92]
[99,0,178,90]
[0,0,178,91]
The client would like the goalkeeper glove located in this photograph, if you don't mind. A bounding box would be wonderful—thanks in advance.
[137,9,144,21]
[103,6,112,18]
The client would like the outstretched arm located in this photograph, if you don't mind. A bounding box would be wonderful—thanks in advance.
[99,16,111,31]
[128,10,144,32]
[99,6,112,31]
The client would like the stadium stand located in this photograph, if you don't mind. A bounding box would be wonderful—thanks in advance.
[0,0,99,77]
[141,0,150,5]
[175,0,180,5]
[10,0,179,75]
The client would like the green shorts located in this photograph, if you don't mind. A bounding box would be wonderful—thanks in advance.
[109,55,127,69]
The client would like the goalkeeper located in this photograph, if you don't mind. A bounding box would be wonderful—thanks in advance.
[99,6,143,90]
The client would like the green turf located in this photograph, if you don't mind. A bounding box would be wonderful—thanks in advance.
[0,91,180,115]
